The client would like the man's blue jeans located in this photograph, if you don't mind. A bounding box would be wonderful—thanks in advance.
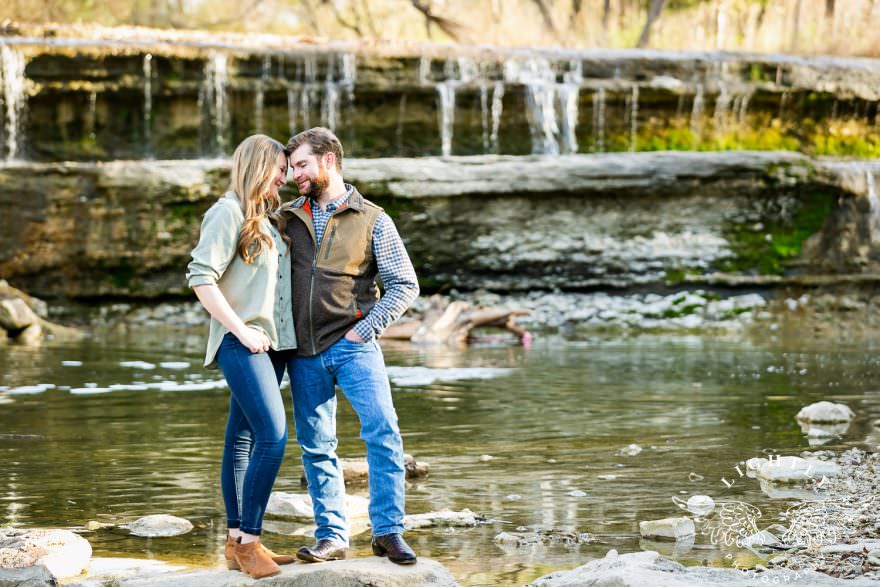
[216,332,288,535]
[287,337,405,543]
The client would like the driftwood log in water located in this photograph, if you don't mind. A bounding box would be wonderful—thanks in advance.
[384,296,531,346]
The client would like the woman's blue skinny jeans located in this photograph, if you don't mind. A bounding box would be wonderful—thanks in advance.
[216,332,288,535]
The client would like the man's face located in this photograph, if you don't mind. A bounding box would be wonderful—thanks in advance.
[289,144,330,199]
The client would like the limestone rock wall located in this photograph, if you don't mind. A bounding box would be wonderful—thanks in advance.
[0,152,876,299]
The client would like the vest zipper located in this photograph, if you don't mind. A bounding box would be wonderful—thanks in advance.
[323,224,337,260]
[308,252,317,355]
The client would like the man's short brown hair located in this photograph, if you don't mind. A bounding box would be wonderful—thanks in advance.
[286,127,344,172]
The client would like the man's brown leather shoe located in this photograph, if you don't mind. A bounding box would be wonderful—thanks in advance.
[371,533,417,565]
[296,538,349,563]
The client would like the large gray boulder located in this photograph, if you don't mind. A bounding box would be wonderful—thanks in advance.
[0,565,56,587]
[67,558,461,587]
[527,549,880,586]
[0,527,92,581]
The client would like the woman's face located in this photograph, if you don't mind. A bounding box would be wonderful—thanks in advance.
[269,152,288,197]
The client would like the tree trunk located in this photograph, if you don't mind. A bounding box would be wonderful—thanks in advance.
[600,0,611,45]
[637,0,666,48]
[790,0,802,51]
[825,0,835,18]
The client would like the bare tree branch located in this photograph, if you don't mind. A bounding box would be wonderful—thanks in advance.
[530,0,560,39]
[358,0,380,39]
[323,0,363,36]
[409,0,465,41]
[637,0,665,48]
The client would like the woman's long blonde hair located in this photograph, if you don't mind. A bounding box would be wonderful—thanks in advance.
[229,134,288,264]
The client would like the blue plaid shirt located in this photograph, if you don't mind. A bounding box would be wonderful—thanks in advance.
[310,185,419,341]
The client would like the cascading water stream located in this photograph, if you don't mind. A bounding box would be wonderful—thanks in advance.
[629,85,639,152]
[490,82,504,154]
[593,87,606,153]
[255,55,270,134]
[143,53,153,156]
[201,53,230,154]
[1,46,27,161]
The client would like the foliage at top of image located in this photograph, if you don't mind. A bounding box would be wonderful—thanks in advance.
[1,1,878,57]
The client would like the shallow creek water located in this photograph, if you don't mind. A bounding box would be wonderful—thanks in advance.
[1,327,879,586]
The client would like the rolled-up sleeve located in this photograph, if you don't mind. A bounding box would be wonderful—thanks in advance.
[186,201,240,288]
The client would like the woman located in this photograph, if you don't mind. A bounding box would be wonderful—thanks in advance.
[186,134,297,579]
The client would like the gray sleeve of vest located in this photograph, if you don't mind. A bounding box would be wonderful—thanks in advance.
[352,213,420,341]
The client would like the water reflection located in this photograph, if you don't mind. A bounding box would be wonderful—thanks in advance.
[0,329,878,585]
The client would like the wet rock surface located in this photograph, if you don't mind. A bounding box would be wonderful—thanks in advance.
[764,450,880,581]
[66,558,461,587]
[0,527,92,580]
[526,549,880,587]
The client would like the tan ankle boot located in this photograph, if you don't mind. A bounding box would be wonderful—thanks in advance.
[226,536,295,569]
[233,539,281,579]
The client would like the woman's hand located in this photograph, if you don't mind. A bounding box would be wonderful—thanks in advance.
[235,326,272,354]
[193,284,271,353]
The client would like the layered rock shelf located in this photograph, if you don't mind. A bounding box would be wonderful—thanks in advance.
[1,151,879,298]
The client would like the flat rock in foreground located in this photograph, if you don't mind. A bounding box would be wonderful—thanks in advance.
[527,550,880,587]
[68,558,461,587]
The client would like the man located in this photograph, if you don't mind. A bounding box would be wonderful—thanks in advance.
[280,127,420,565]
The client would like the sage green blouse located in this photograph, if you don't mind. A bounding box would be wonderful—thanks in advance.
[186,192,296,368]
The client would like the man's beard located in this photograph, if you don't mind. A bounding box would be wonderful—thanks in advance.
[304,165,331,199]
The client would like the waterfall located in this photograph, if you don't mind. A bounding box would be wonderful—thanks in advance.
[490,82,504,154]
[690,84,705,139]
[505,58,559,155]
[143,53,153,156]
[255,55,270,134]
[480,84,489,152]
[320,53,356,132]
[86,91,97,140]
[202,53,230,154]
[287,87,298,135]
[559,84,579,154]
[559,60,581,154]
[1,46,27,161]
[629,85,639,152]
[713,83,731,135]
[504,58,583,155]
[592,88,606,153]
[418,57,432,85]
[437,81,456,157]
[434,58,476,157]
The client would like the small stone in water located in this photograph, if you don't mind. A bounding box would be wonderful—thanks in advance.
[505,494,522,501]
[61,360,82,367]
[119,361,157,370]
[687,472,704,482]
[159,361,190,369]
[567,490,588,497]
[479,454,494,462]
[617,444,642,457]
[597,474,617,480]
[686,495,715,516]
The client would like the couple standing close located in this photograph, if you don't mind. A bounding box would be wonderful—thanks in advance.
[186,127,420,579]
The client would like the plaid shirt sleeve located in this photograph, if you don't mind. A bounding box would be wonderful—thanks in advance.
[352,212,419,341]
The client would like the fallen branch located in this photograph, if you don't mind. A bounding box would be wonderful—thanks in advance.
[384,295,531,346]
